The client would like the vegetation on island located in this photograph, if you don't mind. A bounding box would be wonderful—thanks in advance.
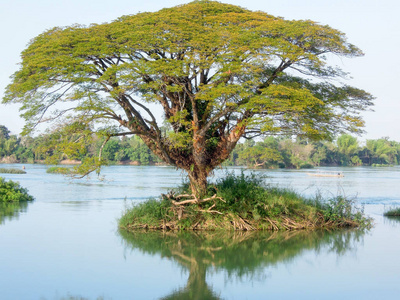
[384,207,400,217]
[46,166,72,174]
[0,168,26,174]
[119,172,372,231]
[0,177,34,224]
[0,177,34,202]
[2,1,374,230]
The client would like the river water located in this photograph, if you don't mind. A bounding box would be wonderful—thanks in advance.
[0,164,399,299]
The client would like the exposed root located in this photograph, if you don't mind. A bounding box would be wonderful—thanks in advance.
[199,209,223,215]
[265,217,279,231]
[229,214,256,231]
[162,191,225,206]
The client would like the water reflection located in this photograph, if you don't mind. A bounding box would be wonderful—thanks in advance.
[0,201,31,225]
[384,215,400,226]
[119,229,366,300]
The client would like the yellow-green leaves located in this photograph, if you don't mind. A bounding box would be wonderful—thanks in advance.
[2,1,373,179]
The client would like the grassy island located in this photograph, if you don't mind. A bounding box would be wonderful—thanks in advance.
[120,173,372,231]
[384,207,400,217]
[46,166,71,174]
[0,168,26,174]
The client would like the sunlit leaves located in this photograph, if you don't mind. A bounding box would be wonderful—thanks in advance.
[2,0,373,183]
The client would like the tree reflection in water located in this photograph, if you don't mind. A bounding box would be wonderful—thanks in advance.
[119,229,366,300]
[0,201,30,225]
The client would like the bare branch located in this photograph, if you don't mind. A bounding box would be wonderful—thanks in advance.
[98,136,110,162]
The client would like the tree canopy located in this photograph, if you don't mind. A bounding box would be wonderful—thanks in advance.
[3,0,373,196]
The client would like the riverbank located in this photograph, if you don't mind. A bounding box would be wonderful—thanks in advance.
[119,173,372,231]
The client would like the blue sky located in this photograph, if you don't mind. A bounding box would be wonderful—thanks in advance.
[1,0,399,141]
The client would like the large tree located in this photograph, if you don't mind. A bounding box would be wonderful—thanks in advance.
[3,0,373,196]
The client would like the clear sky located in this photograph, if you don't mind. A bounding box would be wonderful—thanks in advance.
[1,0,399,141]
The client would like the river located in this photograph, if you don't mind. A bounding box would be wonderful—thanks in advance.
[0,164,399,299]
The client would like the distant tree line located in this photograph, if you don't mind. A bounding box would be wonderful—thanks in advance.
[1,125,399,168]
[226,134,400,168]
[0,125,160,165]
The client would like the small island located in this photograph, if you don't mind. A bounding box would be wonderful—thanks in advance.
[0,177,34,224]
[119,172,371,231]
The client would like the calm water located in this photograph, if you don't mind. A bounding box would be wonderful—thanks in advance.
[0,164,399,299]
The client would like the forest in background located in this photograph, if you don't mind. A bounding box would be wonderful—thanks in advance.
[1,125,399,168]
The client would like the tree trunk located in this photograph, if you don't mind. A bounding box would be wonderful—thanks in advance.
[137,125,245,199]
[187,167,209,198]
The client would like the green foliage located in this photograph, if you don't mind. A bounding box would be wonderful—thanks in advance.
[0,125,10,140]
[46,166,71,174]
[121,136,160,165]
[2,120,400,170]
[0,177,34,202]
[120,172,371,230]
[0,125,38,163]
[211,172,267,212]
[102,139,121,161]
[0,177,34,224]
[119,198,173,228]
[366,138,398,165]
[0,168,26,174]
[336,134,360,165]
[236,137,282,168]
[310,195,371,227]
[227,134,400,168]
[0,124,163,167]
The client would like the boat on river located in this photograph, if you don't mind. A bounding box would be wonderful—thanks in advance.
[306,170,344,177]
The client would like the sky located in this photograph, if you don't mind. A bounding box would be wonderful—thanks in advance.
[0,0,399,141]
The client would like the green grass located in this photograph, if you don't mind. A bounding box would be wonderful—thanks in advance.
[120,172,372,231]
[0,168,26,174]
[46,166,71,174]
[384,207,400,217]
[0,177,34,202]
[372,163,394,167]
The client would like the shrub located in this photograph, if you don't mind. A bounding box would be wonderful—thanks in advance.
[0,177,34,202]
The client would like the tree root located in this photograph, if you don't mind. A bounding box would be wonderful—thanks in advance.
[230,215,255,231]
[162,191,225,206]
